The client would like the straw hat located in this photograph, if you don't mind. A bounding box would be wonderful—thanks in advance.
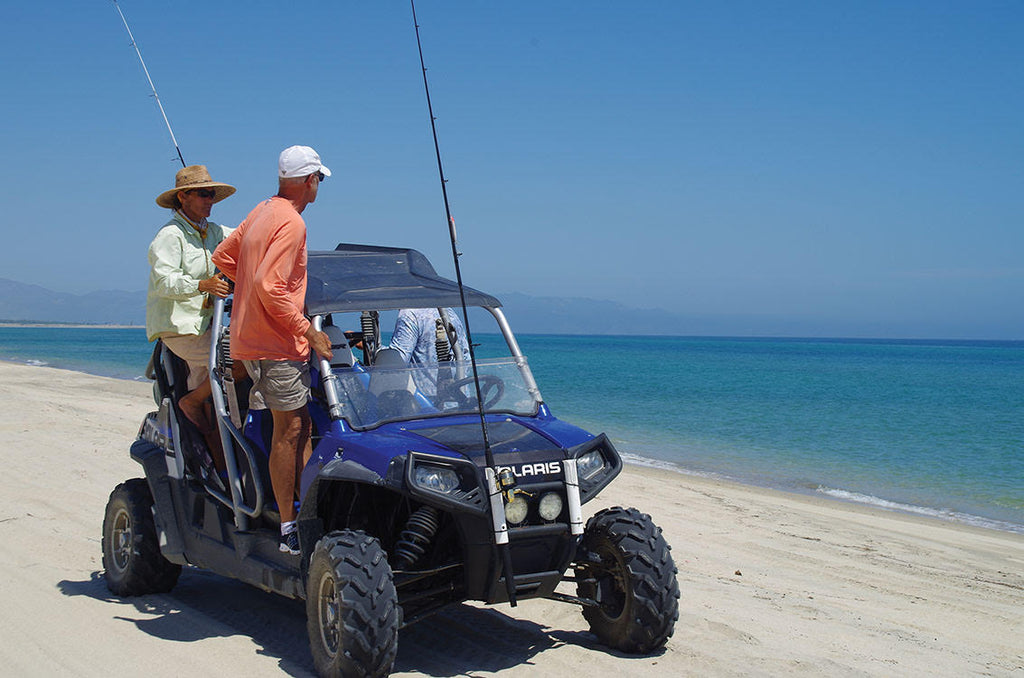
[155,165,236,208]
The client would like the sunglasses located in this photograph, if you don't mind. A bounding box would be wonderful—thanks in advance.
[315,171,326,182]
[188,188,218,199]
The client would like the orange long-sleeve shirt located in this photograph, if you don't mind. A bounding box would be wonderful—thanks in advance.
[212,197,311,361]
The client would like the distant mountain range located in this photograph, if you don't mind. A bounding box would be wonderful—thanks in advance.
[0,277,755,335]
[2,278,1015,340]
[0,279,147,326]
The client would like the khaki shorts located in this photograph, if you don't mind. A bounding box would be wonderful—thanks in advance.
[243,359,310,412]
[160,332,212,391]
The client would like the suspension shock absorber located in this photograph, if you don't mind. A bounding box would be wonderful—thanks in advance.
[435,318,452,362]
[216,328,243,428]
[360,310,378,363]
[393,505,440,570]
[217,328,233,373]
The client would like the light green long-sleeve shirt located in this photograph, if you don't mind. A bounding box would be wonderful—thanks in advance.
[146,211,234,341]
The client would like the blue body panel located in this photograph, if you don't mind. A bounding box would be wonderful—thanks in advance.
[301,411,596,497]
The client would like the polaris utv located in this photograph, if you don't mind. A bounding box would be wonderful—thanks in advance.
[102,244,679,677]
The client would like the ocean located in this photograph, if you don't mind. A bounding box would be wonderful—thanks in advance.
[2,326,1022,534]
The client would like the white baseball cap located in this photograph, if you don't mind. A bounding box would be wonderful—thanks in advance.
[278,145,332,179]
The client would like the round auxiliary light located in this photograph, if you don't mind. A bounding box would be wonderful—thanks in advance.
[538,492,563,521]
[505,495,529,525]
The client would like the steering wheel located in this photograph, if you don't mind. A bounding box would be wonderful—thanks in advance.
[439,375,505,410]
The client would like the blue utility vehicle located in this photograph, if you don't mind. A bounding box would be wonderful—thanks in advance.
[102,244,679,677]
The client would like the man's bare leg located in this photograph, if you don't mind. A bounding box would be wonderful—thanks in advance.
[270,406,313,524]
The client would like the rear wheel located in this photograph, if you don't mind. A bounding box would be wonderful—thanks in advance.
[101,479,181,595]
[306,530,399,677]
[574,506,679,653]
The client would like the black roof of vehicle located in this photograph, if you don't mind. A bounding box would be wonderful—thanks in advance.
[305,243,502,316]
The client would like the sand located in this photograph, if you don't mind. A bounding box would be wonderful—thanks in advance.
[0,360,1020,676]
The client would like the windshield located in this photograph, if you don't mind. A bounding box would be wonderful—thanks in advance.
[329,357,541,430]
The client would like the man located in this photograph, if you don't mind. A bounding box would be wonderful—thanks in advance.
[389,307,470,397]
[147,165,239,470]
[390,307,470,366]
[212,146,333,555]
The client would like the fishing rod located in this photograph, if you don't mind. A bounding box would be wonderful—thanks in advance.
[111,0,186,168]
[410,0,519,607]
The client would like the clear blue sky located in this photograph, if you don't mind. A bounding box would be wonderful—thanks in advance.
[1,1,1021,339]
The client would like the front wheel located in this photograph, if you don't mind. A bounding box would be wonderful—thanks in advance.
[101,478,181,595]
[306,530,400,678]
[574,506,679,653]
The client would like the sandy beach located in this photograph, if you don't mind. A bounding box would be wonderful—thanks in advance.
[0,360,1020,676]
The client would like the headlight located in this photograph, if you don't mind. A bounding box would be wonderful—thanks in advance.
[505,495,529,524]
[414,465,460,494]
[538,492,563,521]
[576,450,605,480]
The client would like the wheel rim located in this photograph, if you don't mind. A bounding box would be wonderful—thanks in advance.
[592,543,629,621]
[110,507,132,574]
[316,571,340,658]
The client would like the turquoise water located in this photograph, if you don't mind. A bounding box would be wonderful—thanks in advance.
[2,327,1022,533]
[0,327,154,381]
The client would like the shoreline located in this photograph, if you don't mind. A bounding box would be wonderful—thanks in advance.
[622,453,1024,537]
[4,356,1023,537]
[647,463,1024,543]
[0,359,1016,543]
[0,360,1021,675]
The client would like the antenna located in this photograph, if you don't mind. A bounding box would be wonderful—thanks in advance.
[410,0,519,607]
[112,0,186,167]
